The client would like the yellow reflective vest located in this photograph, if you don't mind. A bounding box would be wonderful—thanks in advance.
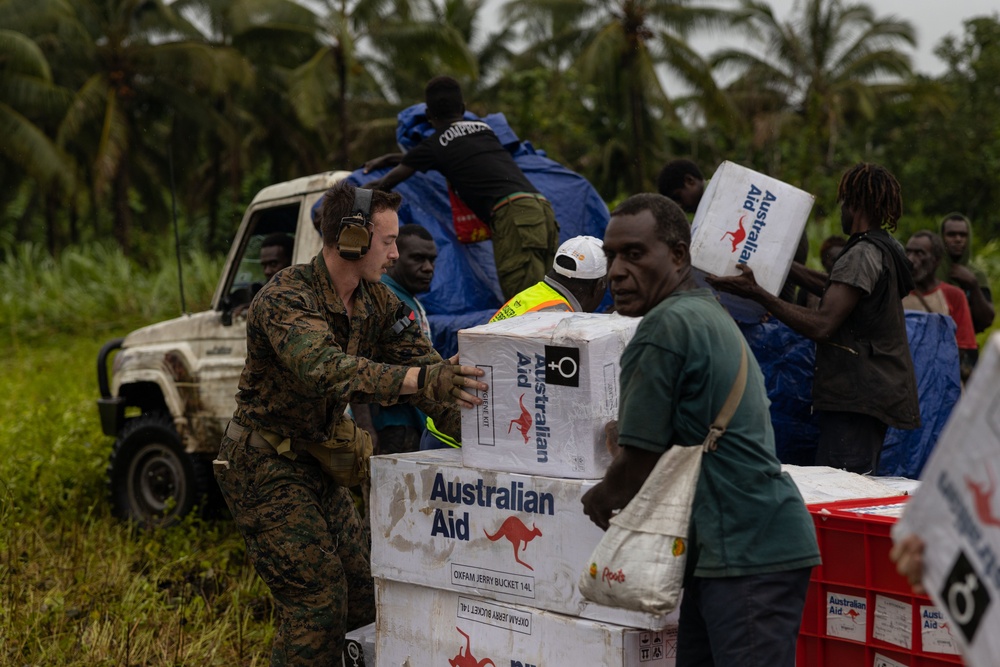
[489,281,573,322]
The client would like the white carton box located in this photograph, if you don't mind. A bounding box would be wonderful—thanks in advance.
[458,311,639,479]
[782,464,911,505]
[375,578,678,667]
[370,449,677,630]
[690,161,815,296]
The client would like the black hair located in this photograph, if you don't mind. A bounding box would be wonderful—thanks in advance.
[425,76,464,120]
[656,159,703,199]
[397,223,434,243]
[318,181,402,247]
[261,232,294,258]
[837,163,903,232]
[610,193,691,247]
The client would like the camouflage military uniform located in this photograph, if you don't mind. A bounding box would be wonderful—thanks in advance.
[215,252,458,666]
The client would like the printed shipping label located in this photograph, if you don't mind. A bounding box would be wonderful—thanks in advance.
[827,592,867,642]
[919,605,961,655]
[873,654,908,667]
[872,595,911,649]
[457,596,533,635]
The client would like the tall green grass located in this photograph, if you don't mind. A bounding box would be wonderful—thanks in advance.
[0,242,222,345]
[0,244,274,666]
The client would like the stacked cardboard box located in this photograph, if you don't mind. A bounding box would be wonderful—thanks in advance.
[370,312,678,666]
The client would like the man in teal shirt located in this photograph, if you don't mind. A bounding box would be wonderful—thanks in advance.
[353,224,438,454]
[582,193,820,667]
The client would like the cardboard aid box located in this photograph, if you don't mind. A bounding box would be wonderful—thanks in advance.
[893,332,1000,665]
[690,161,815,321]
[458,312,639,479]
[375,577,678,667]
[370,449,678,630]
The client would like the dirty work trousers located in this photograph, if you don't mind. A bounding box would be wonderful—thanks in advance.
[676,567,812,667]
[215,429,374,666]
[490,195,559,300]
[816,410,888,474]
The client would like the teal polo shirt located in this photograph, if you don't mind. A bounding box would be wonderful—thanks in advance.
[618,288,820,578]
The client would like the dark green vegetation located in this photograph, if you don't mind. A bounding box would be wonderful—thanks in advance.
[2,0,1000,259]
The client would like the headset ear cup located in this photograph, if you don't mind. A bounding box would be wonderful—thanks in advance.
[337,221,372,260]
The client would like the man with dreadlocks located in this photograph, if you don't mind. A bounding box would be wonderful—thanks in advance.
[708,163,920,474]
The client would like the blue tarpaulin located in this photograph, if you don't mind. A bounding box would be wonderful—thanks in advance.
[739,311,962,478]
[345,104,610,356]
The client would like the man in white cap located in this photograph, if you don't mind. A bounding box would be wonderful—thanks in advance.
[489,235,608,321]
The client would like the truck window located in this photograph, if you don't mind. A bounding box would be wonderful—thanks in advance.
[224,203,300,309]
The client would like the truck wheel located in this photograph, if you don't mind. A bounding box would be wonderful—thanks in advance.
[107,413,210,528]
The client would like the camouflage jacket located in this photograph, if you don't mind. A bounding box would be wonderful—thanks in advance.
[233,253,458,443]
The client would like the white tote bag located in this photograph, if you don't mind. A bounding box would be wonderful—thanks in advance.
[579,345,748,615]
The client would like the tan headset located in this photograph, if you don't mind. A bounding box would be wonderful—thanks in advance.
[336,187,374,260]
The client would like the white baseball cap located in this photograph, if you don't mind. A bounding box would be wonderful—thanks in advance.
[553,235,606,280]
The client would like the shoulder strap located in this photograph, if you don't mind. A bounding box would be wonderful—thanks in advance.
[702,343,748,452]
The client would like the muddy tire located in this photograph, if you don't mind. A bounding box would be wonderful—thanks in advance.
[107,413,211,528]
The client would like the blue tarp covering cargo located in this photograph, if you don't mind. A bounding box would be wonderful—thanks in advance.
[740,311,962,478]
[344,104,610,356]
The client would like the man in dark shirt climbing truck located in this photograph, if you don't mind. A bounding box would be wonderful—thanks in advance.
[364,76,559,301]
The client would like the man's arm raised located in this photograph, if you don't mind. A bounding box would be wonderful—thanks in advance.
[707,263,862,342]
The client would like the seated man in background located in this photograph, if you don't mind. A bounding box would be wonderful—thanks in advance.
[490,235,607,321]
[902,230,977,381]
[259,232,294,282]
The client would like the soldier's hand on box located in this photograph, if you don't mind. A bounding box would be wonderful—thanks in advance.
[706,263,762,299]
[417,355,487,409]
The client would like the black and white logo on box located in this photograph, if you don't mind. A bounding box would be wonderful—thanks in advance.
[940,549,991,644]
[544,345,580,387]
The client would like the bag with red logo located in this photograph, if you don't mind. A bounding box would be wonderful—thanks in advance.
[579,345,748,615]
[448,184,491,243]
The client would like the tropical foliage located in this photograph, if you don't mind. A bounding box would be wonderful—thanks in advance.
[0,0,998,254]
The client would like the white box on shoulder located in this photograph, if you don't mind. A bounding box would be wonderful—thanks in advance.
[690,161,815,296]
[375,578,678,667]
[458,311,639,479]
[370,449,677,630]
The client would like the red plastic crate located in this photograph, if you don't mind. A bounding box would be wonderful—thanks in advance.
[797,497,966,666]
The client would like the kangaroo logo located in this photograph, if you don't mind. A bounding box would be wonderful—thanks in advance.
[845,608,861,622]
[484,516,542,570]
[449,627,495,667]
[966,464,1000,528]
[721,214,747,252]
[507,394,532,444]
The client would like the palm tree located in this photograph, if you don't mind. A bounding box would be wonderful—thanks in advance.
[0,28,72,195]
[171,0,325,249]
[31,0,251,254]
[503,0,732,197]
[711,0,916,177]
[289,0,482,167]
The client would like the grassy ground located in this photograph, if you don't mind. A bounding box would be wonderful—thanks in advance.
[0,245,277,666]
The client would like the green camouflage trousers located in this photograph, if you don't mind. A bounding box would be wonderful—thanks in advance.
[215,428,375,666]
[491,196,559,300]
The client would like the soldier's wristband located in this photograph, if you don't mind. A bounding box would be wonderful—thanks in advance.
[416,366,428,389]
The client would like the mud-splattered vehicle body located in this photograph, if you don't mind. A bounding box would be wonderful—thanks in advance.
[97,171,347,526]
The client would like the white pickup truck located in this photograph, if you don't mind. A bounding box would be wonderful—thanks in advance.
[97,171,349,527]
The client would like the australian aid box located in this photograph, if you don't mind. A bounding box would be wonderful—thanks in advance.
[458,312,639,479]
[894,332,1000,667]
[375,577,678,667]
[689,161,815,304]
[370,449,678,630]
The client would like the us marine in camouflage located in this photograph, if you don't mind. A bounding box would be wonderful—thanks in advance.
[214,181,486,666]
